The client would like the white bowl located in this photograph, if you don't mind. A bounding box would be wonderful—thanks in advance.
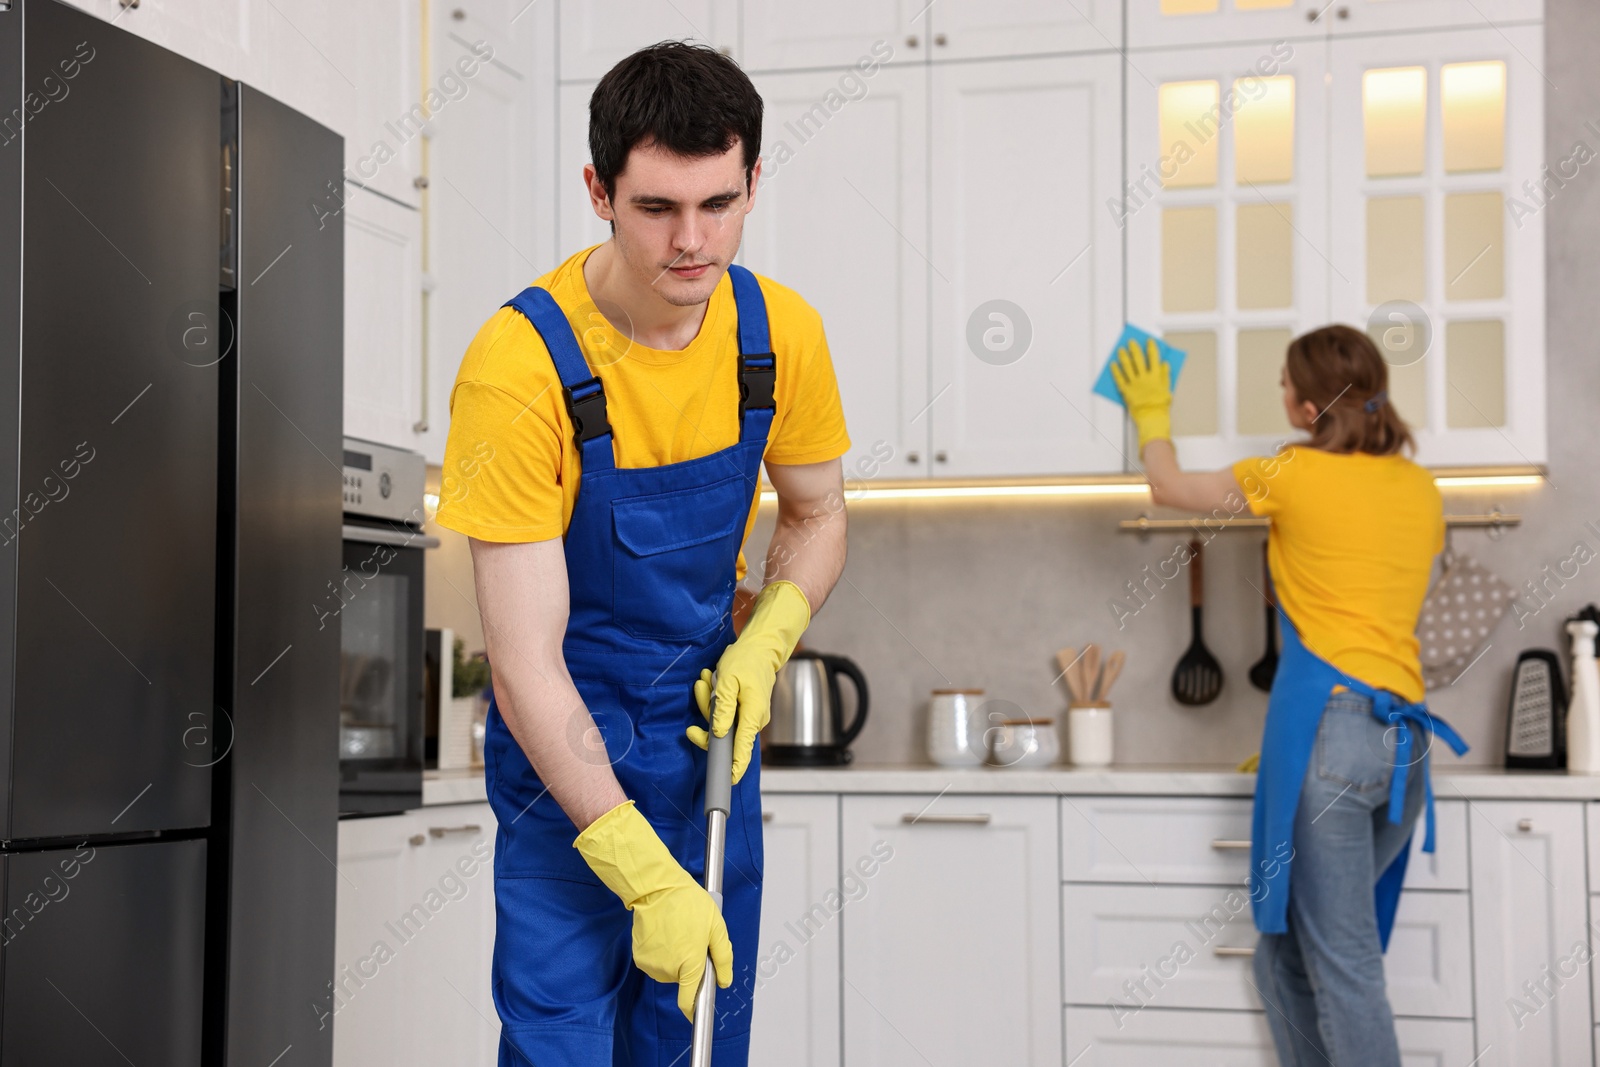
[988,718,1061,769]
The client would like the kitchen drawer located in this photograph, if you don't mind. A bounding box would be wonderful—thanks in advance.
[1587,802,1600,887]
[1060,796,1467,891]
[1062,884,1472,1018]
[1061,797,1255,885]
[1064,1006,1476,1065]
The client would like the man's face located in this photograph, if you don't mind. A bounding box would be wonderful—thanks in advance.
[589,138,759,308]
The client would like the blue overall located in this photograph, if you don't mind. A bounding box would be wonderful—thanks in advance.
[483,266,775,1066]
[1250,602,1469,947]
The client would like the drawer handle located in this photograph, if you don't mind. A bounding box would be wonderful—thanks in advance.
[1211,839,1251,850]
[408,833,426,847]
[762,811,775,823]
[1214,946,1256,958]
[901,813,991,825]
[429,824,482,838]
[1518,818,1534,833]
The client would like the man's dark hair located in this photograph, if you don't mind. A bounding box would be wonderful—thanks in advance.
[589,41,763,202]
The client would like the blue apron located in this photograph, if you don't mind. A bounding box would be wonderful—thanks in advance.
[1250,602,1469,948]
[483,266,775,1066]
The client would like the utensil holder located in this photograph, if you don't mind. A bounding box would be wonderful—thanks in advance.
[1068,702,1113,767]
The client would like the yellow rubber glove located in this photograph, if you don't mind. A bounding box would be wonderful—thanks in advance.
[573,800,733,1020]
[1237,752,1260,774]
[1110,337,1173,450]
[686,579,811,784]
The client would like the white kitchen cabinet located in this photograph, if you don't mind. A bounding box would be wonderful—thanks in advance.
[750,795,842,1067]
[1467,800,1591,1067]
[928,0,1125,61]
[333,805,500,1067]
[741,0,920,72]
[928,54,1126,477]
[1064,1005,1477,1066]
[1061,883,1472,1018]
[741,65,928,481]
[1124,38,1331,470]
[332,813,425,1067]
[422,0,552,465]
[1329,0,1542,36]
[557,81,614,259]
[1128,0,1331,50]
[333,0,424,210]
[344,184,425,452]
[398,807,501,1067]
[841,794,1060,1067]
[1328,26,1546,466]
[60,0,251,81]
[557,0,736,82]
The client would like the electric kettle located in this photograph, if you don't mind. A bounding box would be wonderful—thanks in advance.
[763,650,870,766]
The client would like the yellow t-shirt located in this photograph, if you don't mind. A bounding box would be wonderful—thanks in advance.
[434,245,851,580]
[1233,447,1444,703]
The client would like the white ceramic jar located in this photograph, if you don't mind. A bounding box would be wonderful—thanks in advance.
[927,689,985,766]
[988,718,1061,769]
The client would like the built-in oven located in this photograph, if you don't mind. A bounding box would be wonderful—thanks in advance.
[338,437,436,817]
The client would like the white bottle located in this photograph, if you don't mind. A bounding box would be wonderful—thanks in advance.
[1566,620,1600,774]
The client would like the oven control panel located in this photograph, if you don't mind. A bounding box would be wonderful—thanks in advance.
[342,437,426,524]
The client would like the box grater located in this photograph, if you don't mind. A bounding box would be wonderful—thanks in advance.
[1504,649,1567,770]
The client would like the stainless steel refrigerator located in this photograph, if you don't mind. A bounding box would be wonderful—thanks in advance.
[0,2,343,1064]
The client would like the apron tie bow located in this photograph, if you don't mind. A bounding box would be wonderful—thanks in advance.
[1373,692,1470,853]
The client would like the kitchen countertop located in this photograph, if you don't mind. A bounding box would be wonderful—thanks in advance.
[423,762,1600,806]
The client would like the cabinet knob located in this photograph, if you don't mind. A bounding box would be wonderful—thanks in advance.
[762,811,775,822]
[906,450,921,464]
[906,35,920,48]
[451,7,466,20]
[1306,7,1320,20]
[934,33,948,47]
[409,833,426,847]
[413,175,430,190]
[718,44,732,56]
[935,450,949,463]
[1518,818,1534,832]
[1337,5,1350,17]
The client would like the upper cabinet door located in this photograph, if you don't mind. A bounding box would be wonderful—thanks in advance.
[742,0,922,72]
[1328,27,1545,466]
[741,65,930,481]
[928,54,1127,477]
[1129,0,1330,49]
[1329,0,1542,36]
[557,82,614,255]
[929,0,1125,61]
[345,185,424,451]
[339,0,424,208]
[557,0,737,81]
[1124,41,1330,471]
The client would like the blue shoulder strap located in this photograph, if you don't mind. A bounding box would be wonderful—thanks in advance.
[502,286,615,472]
[726,264,776,444]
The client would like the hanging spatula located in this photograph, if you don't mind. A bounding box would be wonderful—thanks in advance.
[1248,541,1280,693]
[1172,539,1223,706]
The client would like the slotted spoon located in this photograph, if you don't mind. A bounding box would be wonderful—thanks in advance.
[1172,539,1223,706]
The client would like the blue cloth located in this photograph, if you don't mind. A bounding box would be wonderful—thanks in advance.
[1253,691,1428,1067]
[484,266,774,1067]
[1091,324,1188,408]
[1250,603,1468,948]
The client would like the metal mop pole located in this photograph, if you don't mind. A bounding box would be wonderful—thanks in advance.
[689,703,734,1066]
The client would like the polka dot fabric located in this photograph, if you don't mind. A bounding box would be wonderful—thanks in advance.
[1419,554,1513,689]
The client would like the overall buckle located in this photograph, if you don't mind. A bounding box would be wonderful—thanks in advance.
[739,354,776,412]
[563,379,612,445]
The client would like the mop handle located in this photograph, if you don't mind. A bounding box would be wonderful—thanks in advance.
[690,696,734,1066]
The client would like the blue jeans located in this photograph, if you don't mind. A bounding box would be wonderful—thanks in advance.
[1252,691,1428,1067]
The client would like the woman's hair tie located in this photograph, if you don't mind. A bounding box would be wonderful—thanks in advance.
[1363,389,1388,414]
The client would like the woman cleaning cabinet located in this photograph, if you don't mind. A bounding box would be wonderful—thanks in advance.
[1112,324,1469,1066]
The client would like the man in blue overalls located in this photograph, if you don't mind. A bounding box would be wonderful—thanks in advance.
[434,41,852,1067]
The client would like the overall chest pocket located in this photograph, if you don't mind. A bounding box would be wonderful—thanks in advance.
[611,475,747,641]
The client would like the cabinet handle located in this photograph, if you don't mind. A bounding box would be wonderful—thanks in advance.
[1306,7,1320,20]
[409,834,426,847]
[1336,5,1349,17]
[429,824,483,838]
[906,450,921,464]
[1214,946,1256,958]
[934,33,948,46]
[905,34,919,48]
[1517,818,1534,833]
[901,813,991,825]
[1211,839,1252,850]
[934,450,949,463]
[762,811,775,822]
